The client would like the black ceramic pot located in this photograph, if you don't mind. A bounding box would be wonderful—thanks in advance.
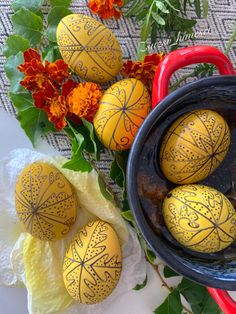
[127,46,236,314]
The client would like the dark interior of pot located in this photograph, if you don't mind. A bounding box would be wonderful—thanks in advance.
[128,76,236,289]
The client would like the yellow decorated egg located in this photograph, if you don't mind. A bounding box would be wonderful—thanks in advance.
[63,220,122,304]
[160,110,230,184]
[163,184,236,253]
[94,78,151,150]
[15,162,77,241]
[56,14,122,83]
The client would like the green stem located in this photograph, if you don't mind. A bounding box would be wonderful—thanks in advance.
[137,41,149,61]
[225,21,236,56]
[83,151,120,206]
[169,72,195,92]
[137,0,155,60]
[153,264,194,314]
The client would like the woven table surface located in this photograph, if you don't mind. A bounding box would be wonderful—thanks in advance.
[0,0,236,158]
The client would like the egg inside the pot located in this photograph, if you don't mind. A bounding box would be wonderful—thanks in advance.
[94,78,151,151]
[15,162,77,241]
[160,110,230,184]
[56,14,122,83]
[63,220,122,304]
[162,184,236,253]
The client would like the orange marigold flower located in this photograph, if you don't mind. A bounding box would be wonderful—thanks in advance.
[18,48,69,91]
[88,0,123,19]
[122,52,166,91]
[46,95,68,130]
[45,59,69,85]
[67,82,102,122]
[33,81,68,130]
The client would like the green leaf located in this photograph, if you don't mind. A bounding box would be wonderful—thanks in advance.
[151,21,158,44]
[4,52,24,93]
[17,107,55,146]
[65,120,85,150]
[124,0,142,17]
[163,266,180,278]
[141,10,152,41]
[177,278,206,306]
[12,0,44,12]
[139,237,156,264]
[154,290,183,314]
[201,294,223,314]
[155,1,169,13]
[50,0,72,6]
[194,0,201,18]
[121,210,135,222]
[145,247,156,264]
[152,12,166,25]
[63,138,93,172]
[122,198,130,211]
[67,119,103,159]
[34,9,44,19]
[133,275,148,291]
[173,15,197,31]
[164,0,180,12]
[3,35,30,58]
[42,45,62,62]
[98,175,114,202]
[9,92,55,146]
[46,6,72,42]
[110,151,129,198]
[202,0,209,18]
[10,92,34,111]
[11,8,43,46]
[81,118,99,160]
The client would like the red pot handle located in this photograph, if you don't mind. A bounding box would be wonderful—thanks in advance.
[152,45,235,108]
[208,288,236,314]
[151,45,236,313]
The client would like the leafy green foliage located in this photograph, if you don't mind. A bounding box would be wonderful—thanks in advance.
[11,8,43,46]
[42,45,62,62]
[154,290,183,314]
[194,64,215,78]
[9,93,35,111]
[124,0,207,54]
[177,278,223,314]
[98,175,114,202]
[156,273,223,314]
[121,209,134,222]
[46,6,72,42]
[141,240,156,264]
[133,275,148,291]
[10,93,55,146]
[177,278,206,306]
[3,35,30,58]
[202,0,209,18]
[163,266,179,278]
[66,120,103,161]
[82,118,100,161]
[63,138,93,172]
[110,151,129,198]
[4,52,24,93]
[50,0,72,7]
[194,0,201,18]
[12,0,44,12]
[17,108,55,146]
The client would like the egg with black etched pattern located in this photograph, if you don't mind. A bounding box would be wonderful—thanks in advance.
[162,184,236,253]
[56,14,122,83]
[94,78,151,151]
[160,110,230,184]
[15,162,77,241]
[63,220,122,304]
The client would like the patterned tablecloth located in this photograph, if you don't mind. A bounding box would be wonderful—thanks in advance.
[0,0,236,157]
